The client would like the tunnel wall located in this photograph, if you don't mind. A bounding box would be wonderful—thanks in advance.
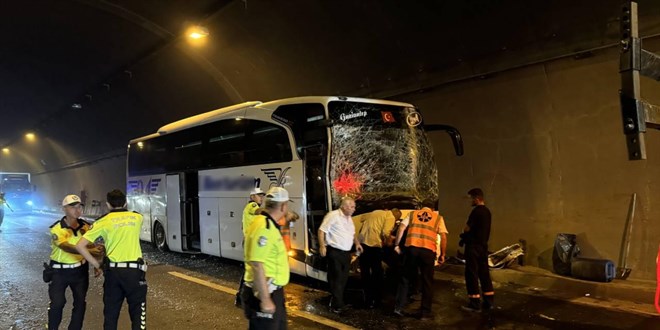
[404,42,660,281]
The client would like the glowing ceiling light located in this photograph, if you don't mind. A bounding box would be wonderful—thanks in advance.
[188,25,209,39]
[137,141,144,149]
[2,148,9,154]
[25,133,36,141]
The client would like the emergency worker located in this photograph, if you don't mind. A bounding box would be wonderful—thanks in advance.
[76,189,147,330]
[354,208,401,308]
[47,194,102,330]
[237,187,266,307]
[393,206,448,320]
[243,188,266,236]
[241,187,292,329]
[277,210,300,251]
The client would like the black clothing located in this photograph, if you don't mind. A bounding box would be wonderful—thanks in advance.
[359,245,384,306]
[395,246,436,315]
[241,286,287,330]
[465,205,491,246]
[464,204,494,299]
[48,264,89,330]
[103,268,147,330]
[326,246,351,309]
[465,244,494,295]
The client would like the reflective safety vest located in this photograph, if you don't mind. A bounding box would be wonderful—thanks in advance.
[277,217,291,251]
[405,208,439,252]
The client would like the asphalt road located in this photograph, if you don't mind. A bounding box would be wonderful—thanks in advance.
[0,212,656,329]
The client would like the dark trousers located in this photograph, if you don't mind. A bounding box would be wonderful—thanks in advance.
[326,246,351,308]
[48,264,89,330]
[465,244,493,295]
[241,286,287,330]
[236,268,246,303]
[359,245,383,305]
[395,246,435,314]
[103,268,148,330]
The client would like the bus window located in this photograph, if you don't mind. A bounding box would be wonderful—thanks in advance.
[203,119,247,168]
[245,120,292,164]
[272,103,327,153]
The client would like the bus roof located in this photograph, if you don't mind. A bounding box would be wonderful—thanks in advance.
[255,96,414,110]
[128,96,416,144]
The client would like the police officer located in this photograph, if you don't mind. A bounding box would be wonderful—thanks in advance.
[76,189,147,330]
[393,207,448,320]
[47,194,101,330]
[354,209,401,308]
[236,187,266,307]
[241,187,291,330]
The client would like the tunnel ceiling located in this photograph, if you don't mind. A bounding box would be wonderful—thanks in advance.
[2,0,660,173]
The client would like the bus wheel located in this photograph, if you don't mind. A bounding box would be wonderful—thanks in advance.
[153,221,169,252]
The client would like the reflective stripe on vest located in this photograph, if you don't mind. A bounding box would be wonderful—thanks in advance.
[405,208,438,252]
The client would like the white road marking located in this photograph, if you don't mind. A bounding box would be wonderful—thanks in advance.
[168,271,359,330]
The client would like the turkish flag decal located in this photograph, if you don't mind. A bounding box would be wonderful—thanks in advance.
[381,111,395,123]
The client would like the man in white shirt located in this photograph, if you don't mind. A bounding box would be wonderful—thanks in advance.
[318,197,363,314]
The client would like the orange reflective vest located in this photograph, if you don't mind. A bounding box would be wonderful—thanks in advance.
[405,208,439,253]
[277,217,291,251]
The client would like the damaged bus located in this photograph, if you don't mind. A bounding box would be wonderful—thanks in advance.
[127,96,462,280]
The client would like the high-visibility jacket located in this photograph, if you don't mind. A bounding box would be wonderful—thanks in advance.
[277,217,291,251]
[405,207,439,253]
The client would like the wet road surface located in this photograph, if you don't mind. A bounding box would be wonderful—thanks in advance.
[0,212,657,329]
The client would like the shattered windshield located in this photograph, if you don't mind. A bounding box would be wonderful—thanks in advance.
[328,101,438,211]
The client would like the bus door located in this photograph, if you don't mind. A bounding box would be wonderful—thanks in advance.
[181,172,201,251]
[302,144,330,278]
[166,174,184,252]
[166,172,201,252]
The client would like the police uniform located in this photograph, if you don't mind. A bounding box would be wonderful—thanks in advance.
[241,212,289,330]
[394,207,447,317]
[48,216,91,330]
[82,209,146,330]
[237,199,263,306]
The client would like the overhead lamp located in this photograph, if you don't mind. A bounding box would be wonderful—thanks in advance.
[187,25,209,40]
[25,133,36,141]
[2,148,8,154]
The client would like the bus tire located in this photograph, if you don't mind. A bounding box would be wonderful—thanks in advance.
[153,221,169,252]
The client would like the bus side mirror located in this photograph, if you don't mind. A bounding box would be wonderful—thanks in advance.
[424,124,464,156]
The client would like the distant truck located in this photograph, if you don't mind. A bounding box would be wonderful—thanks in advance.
[0,172,33,212]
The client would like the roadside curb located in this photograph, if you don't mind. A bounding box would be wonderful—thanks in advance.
[437,263,657,315]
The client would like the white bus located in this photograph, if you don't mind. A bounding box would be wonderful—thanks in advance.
[126,96,462,280]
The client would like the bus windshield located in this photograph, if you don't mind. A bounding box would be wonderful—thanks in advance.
[328,101,438,211]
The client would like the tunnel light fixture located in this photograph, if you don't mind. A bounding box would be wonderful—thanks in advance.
[187,25,209,40]
[25,133,36,141]
[2,148,8,154]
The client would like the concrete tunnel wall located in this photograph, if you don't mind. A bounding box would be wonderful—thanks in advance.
[31,38,660,281]
[404,42,660,281]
